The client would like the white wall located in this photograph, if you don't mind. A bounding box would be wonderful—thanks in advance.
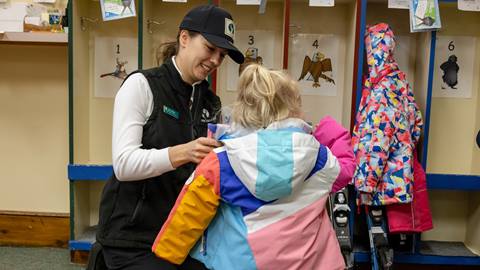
[0,44,69,213]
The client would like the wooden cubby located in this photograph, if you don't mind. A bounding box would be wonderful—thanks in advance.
[67,0,480,266]
[69,0,139,251]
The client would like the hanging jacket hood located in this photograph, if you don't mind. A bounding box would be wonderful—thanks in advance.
[365,23,399,84]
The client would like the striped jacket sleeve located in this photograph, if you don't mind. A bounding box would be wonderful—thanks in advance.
[152,152,221,264]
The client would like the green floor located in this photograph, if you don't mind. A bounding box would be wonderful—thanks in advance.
[0,246,84,270]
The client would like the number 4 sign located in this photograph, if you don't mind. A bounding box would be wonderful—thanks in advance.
[289,34,340,96]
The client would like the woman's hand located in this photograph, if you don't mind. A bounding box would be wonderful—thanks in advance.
[169,137,223,168]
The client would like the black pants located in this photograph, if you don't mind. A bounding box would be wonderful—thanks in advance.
[103,246,208,270]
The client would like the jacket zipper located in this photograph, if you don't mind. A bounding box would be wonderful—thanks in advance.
[190,84,201,140]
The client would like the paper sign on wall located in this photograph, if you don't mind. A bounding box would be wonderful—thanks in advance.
[225,30,276,91]
[236,0,261,5]
[100,0,136,21]
[433,36,476,98]
[289,34,339,96]
[409,0,441,32]
[0,2,27,32]
[94,36,138,98]
[388,0,409,9]
[309,0,334,7]
[458,0,480,11]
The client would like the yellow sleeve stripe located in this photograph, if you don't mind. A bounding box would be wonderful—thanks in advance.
[152,174,220,264]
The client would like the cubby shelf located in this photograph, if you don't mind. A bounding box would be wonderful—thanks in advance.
[68,164,112,181]
[0,31,67,44]
[427,174,480,191]
[69,226,96,251]
[67,165,480,191]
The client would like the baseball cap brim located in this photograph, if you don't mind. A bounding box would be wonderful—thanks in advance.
[202,33,245,64]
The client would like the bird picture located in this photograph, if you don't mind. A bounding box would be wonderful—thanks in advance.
[298,51,335,88]
[440,54,459,90]
[476,129,480,149]
[100,58,128,80]
[415,15,435,27]
[121,0,134,16]
[238,47,263,75]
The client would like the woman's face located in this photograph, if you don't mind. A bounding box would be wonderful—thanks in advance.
[178,30,228,84]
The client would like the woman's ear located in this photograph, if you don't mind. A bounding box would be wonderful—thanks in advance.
[178,30,189,49]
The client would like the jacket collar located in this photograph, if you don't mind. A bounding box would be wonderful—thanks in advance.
[209,118,312,140]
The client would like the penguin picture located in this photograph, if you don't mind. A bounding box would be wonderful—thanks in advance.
[476,129,480,149]
[440,55,459,90]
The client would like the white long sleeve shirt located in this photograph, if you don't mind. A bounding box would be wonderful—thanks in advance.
[112,57,193,181]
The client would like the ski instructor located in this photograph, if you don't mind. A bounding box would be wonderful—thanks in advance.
[95,5,244,270]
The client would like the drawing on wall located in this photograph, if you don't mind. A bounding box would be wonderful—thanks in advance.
[225,30,276,91]
[433,36,476,98]
[440,55,459,90]
[409,0,441,32]
[239,47,264,75]
[95,36,138,98]
[298,51,335,88]
[289,34,339,96]
[100,0,136,21]
[100,58,128,80]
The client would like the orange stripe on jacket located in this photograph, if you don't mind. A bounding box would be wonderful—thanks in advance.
[195,152,221,196]
[152,152,221,264]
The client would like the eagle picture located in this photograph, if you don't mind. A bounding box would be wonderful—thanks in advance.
[298,52,335,88]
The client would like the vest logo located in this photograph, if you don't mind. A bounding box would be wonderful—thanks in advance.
[224,18,235,40]
[163,105,179,120]
[201,108,217,123]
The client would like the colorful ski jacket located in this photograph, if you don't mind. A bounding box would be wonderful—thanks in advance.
[152,118,353,270]
[352,23,423,206]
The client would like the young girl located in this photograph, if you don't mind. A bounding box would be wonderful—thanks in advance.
[152,64,354,269]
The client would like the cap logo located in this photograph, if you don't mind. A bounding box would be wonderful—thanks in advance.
[224,18,235,40]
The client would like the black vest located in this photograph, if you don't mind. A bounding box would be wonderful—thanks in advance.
[96,59,221,249]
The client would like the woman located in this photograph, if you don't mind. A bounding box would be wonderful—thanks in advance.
[152,64,353,270]
[95,5,244,270]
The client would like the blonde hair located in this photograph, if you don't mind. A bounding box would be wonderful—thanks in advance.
[232,64,302,129]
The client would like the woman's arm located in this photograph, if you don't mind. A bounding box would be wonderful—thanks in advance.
[112,73,221,181]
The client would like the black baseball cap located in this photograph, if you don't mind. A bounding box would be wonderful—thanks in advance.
[180,5,245,64]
